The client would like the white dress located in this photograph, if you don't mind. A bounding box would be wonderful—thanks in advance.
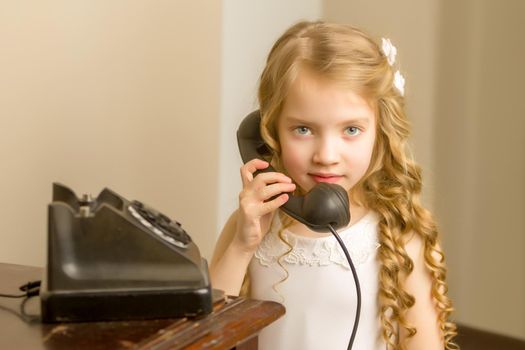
[249,210,387,350]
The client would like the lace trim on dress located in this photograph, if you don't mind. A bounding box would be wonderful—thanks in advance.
[255,212,381,270]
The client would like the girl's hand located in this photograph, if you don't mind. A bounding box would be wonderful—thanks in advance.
[233,159,296,253]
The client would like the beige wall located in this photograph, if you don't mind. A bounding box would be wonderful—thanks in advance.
[324,0,525,339]
[0,1,221,264]
[434,0,525,338]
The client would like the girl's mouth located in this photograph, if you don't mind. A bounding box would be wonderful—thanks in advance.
[310,174,343,184]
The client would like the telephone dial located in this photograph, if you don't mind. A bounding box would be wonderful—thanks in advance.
[237,110,351,232]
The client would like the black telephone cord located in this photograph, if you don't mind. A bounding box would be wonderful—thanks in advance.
[328,224,361,350]
[0,280,41,299]
[0,281,41,323]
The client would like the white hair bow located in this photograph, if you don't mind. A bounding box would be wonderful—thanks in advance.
[381,38,405,96]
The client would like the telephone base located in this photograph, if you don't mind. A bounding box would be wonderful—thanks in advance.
[40,283,212,323]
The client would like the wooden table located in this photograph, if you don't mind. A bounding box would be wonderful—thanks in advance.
[0,263,284,350]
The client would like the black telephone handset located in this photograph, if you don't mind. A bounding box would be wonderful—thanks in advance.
[237,110,351,232]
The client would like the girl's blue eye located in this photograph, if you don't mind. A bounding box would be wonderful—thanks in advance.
[295,126,311,135]
[345,127,361,136]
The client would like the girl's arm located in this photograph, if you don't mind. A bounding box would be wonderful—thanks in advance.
[210,159,295,296]
[210,210,254,296]
[401,234,444,349]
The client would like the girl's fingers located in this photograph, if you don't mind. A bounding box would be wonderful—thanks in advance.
[261,193,290,214]
[253,171,292,185]
[239,192,290,219]
[259,182,296,201]
[240,161,292,189]
[240,159,269,186]
[239,182,295,219]
[238,159,296,219]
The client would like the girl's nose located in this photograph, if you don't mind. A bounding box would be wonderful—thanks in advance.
[312,137,340,165]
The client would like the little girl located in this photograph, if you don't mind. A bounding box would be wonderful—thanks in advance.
[211,21,457,350]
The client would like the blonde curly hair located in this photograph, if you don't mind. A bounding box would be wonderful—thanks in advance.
[252,20,458,350]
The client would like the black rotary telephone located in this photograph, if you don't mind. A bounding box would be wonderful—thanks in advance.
[236,110,351,232]
[39,183,213,323]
